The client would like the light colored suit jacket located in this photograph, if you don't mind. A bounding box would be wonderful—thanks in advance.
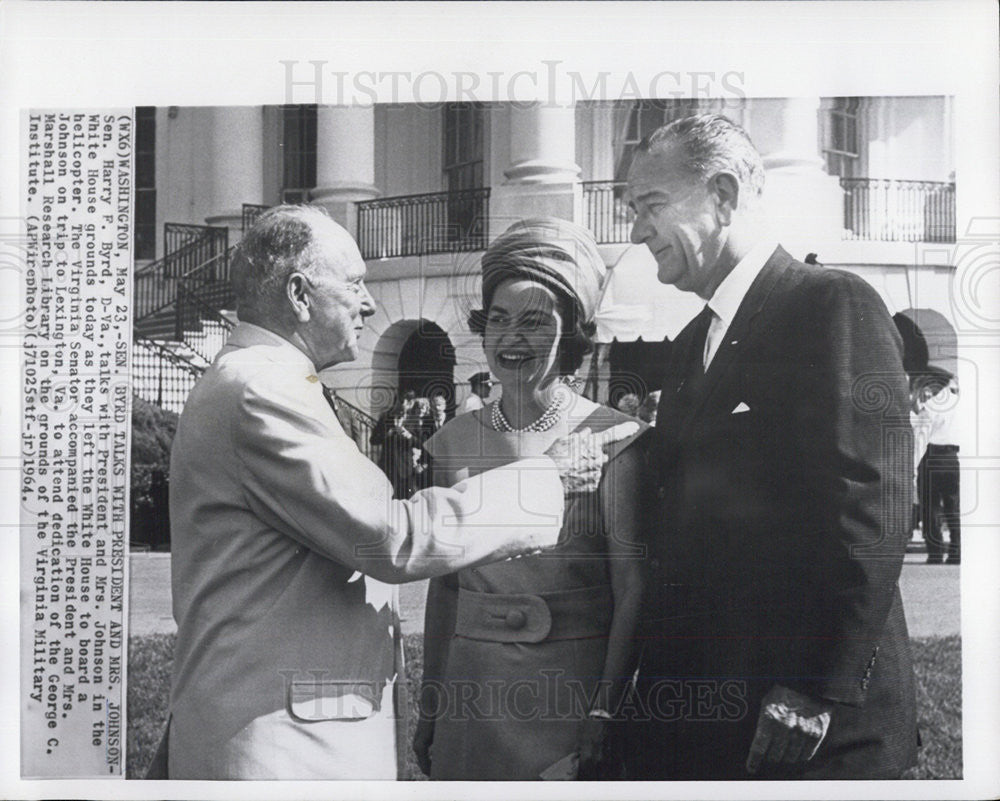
[166,323,564,779]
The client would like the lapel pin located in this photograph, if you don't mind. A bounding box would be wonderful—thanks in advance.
[306,375,320,383]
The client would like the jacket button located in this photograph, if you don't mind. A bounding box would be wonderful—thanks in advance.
[657,486,667,499]
[505,610,527,630]
[650,558,661,570]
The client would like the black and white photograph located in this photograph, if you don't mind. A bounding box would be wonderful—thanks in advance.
[2,2,998,798]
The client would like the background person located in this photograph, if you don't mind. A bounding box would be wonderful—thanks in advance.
[911,366,961,564]
[414,218,646,781]
[462,371,494,412]
[406,397,434,491]
[377,401,419,498]
[430,394,449,431]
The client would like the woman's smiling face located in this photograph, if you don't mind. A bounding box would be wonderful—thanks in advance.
[484,278,564,390]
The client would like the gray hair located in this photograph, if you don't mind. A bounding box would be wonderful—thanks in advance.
[231,204,333,317]
[639,113,765,202]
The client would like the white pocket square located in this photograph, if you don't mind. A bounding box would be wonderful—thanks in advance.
[731,402,751,414]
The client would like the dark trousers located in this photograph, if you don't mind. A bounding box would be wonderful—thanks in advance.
[918,445,961,562]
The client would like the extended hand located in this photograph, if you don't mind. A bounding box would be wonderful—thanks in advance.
[546,422,640,494]
[746,684,833,774]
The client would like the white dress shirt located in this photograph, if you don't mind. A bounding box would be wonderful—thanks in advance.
[703,240,778,370]
[911,380,959,483]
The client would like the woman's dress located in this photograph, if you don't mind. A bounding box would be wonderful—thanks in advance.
[420,402,644,780]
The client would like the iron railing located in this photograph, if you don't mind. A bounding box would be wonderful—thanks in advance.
[164,222,213,253]
[332,396,378,462]
[134,225,229,322]
[583,178,957,245]
[242,203,271,232]
[357,187,490,259]
[164,224,228,278]
[176,249,236,343]
[134,331,378,462]
[132,337,204,413]
[841,179,956,243]
[175,282,235,364]
[582,181,633,244]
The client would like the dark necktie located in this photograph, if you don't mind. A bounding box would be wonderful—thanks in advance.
[687,305,715,378]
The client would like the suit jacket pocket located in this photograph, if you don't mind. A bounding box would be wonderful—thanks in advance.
[286,679,384,722]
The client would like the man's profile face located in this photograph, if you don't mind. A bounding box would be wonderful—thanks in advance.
[627,143,727,299]
[297,224,375,370]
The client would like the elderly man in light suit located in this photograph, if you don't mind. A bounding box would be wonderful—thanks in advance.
[163,205,634,779]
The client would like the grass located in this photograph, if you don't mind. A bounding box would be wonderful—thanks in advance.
[127,634,961,780]
[126,633,176,778]
[900,635,963,779]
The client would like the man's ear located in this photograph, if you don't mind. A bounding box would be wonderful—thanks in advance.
[287,273,311,322]
[710,172,740,226]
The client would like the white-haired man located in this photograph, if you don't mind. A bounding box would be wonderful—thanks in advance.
[626,115,918,779]
[162,205,634,779]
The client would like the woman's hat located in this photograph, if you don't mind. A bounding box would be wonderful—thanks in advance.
[481,217,606,323]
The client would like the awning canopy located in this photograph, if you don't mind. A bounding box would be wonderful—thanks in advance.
[594,245,704,343]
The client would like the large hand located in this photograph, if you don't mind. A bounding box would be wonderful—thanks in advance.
[412,718,434,777]
[546,422,640,494]
[746,684,833,774]
[576,717,611,780]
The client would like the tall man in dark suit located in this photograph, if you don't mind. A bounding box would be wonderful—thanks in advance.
[625,115,918,779]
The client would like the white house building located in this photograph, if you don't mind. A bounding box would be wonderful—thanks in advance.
[132,97,958,441]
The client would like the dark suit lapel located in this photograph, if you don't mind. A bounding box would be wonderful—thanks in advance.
[675,247,793,437]
[655,318,700,440]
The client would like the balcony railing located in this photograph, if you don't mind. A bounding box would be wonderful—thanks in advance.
[841,178,956,243]
[242,203,271,232]
[583,179,957,245]
[357,188,490,259]
[582,181,634,244]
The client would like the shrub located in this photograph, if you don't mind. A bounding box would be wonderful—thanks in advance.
[131,396,179,549]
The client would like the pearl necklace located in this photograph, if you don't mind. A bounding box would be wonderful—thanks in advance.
[490,388,570,433]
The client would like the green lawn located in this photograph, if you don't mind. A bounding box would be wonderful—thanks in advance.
[127,634,961,780]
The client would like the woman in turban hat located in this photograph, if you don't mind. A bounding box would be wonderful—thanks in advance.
[413,218,646,780]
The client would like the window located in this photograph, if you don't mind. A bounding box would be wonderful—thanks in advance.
[281,105,317,201]
[823,97,860,177]
[134,107,156,260]
[443,102,484,191]
[442,103,485,240]
[613,99,707,183]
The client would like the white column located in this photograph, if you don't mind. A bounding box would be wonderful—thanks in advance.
[204,107,264,239]
[310,106,379,236]
[749,97,844,259]
[504,105,581,184]
[490,104,582,238]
